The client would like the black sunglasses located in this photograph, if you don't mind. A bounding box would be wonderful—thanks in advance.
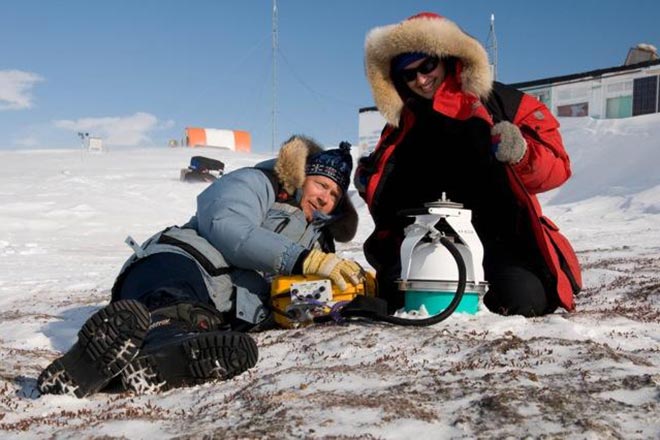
[400,56,440,82]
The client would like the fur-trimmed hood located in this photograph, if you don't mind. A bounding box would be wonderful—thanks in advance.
[271,135,358,243]
[365,12,493,126]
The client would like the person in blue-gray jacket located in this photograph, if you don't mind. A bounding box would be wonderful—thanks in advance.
[38,135,364,397]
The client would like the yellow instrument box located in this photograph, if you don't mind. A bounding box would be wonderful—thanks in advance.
[270,275,370,328]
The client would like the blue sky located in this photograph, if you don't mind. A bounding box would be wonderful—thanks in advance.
[2,0,659,153]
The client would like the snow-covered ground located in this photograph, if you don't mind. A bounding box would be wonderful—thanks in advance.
[0,115,659,439]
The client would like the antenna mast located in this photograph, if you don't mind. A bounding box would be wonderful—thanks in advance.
[271,0,278,154]
[486,13,498,81]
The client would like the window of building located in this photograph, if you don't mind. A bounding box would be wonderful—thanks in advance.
[528,89,551,107]
[632,76,658,115]
[606,80,633,95]
[557,102,589,117]
[557,86,588,101]
[606,96,633,118]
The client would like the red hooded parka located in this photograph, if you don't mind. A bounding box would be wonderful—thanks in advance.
[358,12,582,311]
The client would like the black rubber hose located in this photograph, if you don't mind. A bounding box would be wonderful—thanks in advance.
[360,236,467,327]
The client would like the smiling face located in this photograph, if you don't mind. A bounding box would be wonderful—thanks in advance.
[300,175,342,221]
[400,56,446,100]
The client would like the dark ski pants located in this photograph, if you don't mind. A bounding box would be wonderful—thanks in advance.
[481,249,558,317]
[113,253,213,312]
[111,253,269,331]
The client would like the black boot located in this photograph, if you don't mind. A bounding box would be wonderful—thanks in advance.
[38,299,150,398]
[120,304,258,394]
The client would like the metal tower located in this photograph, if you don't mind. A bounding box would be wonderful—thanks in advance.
[271,0,278,153]
[486,14,498,81]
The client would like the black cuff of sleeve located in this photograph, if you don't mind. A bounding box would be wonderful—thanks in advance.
[292,249,310,274]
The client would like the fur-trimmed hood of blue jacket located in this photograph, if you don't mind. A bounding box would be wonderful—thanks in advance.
[267,135,358,243]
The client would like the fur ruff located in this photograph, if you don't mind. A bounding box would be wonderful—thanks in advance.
[273,135,358,243]
[365,13,493,126]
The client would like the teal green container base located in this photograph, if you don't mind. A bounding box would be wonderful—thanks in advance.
[405,290,480,315]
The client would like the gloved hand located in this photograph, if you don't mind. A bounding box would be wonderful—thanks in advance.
[491,121,527,164]
[302,249,365,291]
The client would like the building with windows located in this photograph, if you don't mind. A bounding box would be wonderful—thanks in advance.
[511,44,660,119]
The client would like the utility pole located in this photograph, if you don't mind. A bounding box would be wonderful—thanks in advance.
[271,0,278,154]
[486,13,498,81]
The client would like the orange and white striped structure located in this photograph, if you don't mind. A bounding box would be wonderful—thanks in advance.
[185,127,251,153]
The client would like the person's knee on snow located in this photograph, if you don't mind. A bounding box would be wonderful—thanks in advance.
[483,265,556,317]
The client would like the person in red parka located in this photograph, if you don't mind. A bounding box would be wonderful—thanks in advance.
[355,12,582,317]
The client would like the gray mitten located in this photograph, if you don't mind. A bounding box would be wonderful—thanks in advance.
[491,121,527,164]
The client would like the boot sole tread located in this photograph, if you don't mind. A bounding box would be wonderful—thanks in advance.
[122,331,258,394]
[38,300,150,398]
